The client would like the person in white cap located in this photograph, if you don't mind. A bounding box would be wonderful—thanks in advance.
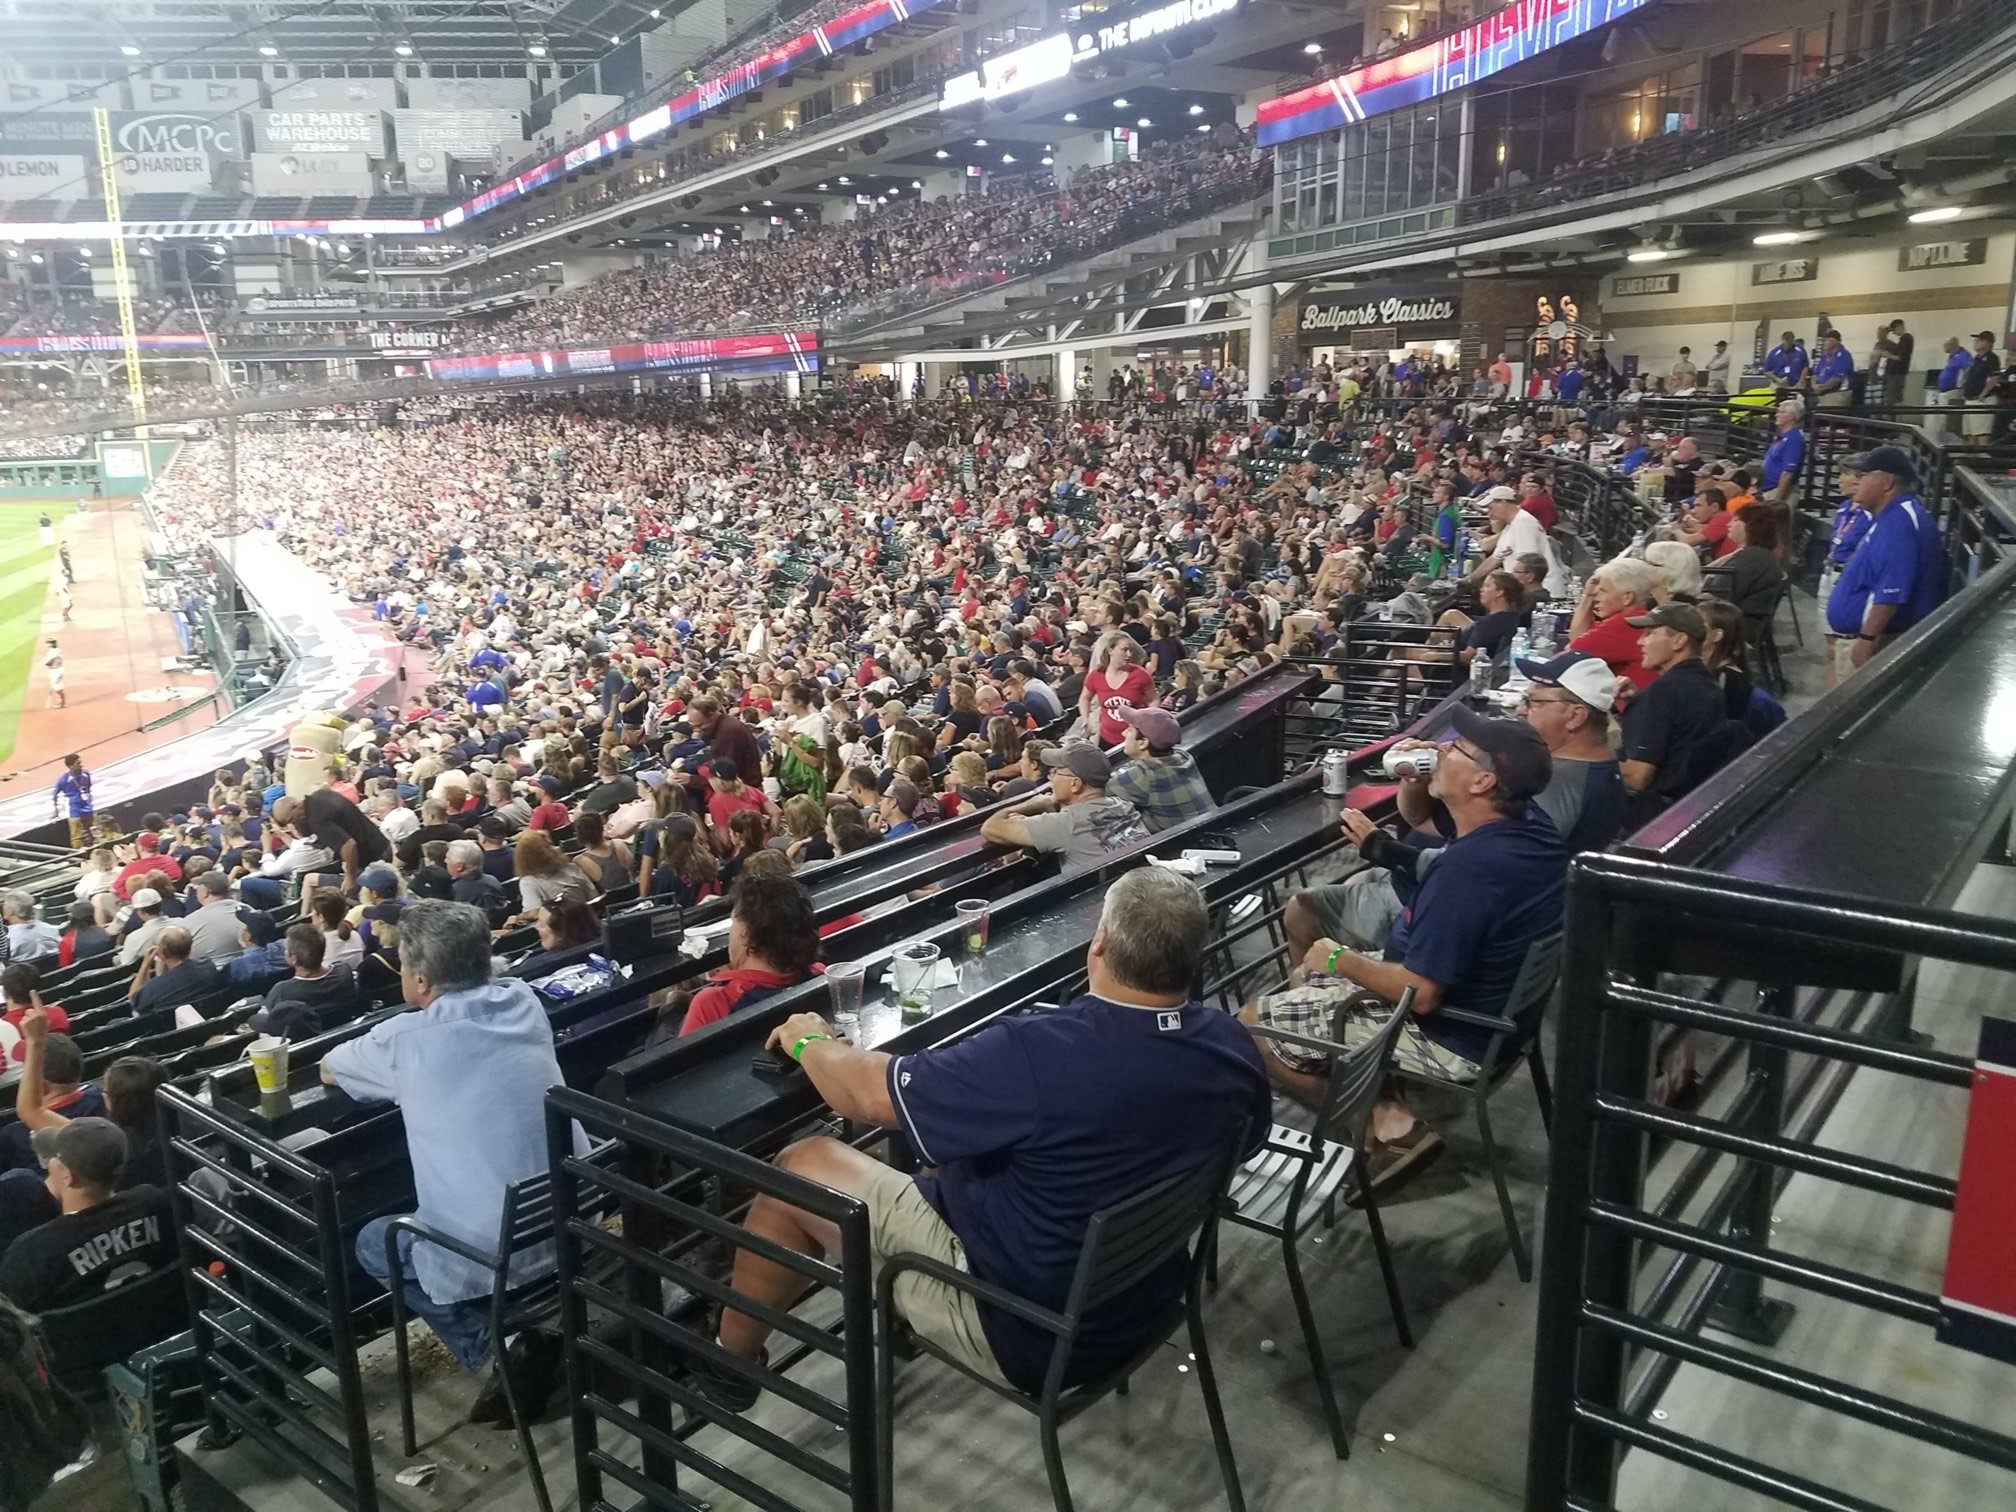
[1472,485,1566,596]
[1511,650,1629,852]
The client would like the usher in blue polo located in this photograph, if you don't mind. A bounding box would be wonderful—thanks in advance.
[1759,427,1806,492]
[887,993,1268,1391]
[1825,496,1944,637]
[1811,347,1854,391]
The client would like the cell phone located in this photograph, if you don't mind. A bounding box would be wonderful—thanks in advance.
[751,1045,798,1079]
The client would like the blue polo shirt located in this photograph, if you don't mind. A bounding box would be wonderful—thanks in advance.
[1557,368,1584,404]
[1825,495,1944,637]
[1759,426,1806,492]
[1811,346,1854,393]
[1384,808,1566,1061]
[1825,498,1873,566]
[1763,344,1808,385]
[1938,349,1970,392]
[889,994,1268,1392]
[467,680,505,711]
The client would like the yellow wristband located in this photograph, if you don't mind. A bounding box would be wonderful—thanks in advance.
[791,1034,832,1062]
[1324,946,1346,976]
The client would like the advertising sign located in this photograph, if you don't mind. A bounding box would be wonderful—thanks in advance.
[0,155,71,188]
[424,330,820,383]
[139,78,265,110]
[1611,271,1680,297]
[1299,289,1460,337]
[0,114,96,154]
[252,110,387,155]
[111,110,245,159]
[250,150,376,197]
[280,78,399,112]
[1259,0,1664,147]
[369,329,452,350]
[1898,238,1988,273]
[242,294,363,316]
[393,110,523,167]
[1752,257,1820,286]
[0,334,210,352]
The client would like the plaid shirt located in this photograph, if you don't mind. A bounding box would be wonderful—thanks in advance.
[1108,749,1217,833]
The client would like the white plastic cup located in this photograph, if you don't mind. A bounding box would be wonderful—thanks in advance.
[891,942,941,1016]
[249,1035,290,1094]
[826,960,867,1032]
[955,899,990,957]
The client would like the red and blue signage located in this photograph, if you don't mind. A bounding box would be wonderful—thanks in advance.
[1940,1015,2016,1366]
[0,333,211,353]
[423,330,818,383]
[1258,0,1662,148]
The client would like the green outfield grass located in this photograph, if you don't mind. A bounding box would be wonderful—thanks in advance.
[0,505,58,765]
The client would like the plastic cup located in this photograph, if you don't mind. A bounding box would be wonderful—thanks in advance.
[826,960,867,1035]
[891,942,941,1018]
[249,1035,290,1094]
[955,899,990,957]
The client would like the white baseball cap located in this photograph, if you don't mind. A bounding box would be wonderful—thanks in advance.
[1515,650,1617,712]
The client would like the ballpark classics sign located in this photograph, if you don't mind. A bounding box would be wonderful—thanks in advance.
[1300,290,1460,335]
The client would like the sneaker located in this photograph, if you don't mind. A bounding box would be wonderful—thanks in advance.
[1344,1126,1444,1207]
[671,1339,766,1415]
[467,1328,565,1428]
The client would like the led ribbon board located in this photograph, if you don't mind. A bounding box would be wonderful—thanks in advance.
[1258,0,1663,148]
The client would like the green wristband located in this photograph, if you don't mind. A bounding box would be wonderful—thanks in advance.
[791,1033,833,1062]
[1325,946,1346,976]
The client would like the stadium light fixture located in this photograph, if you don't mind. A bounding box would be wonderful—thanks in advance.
[1625,248,1672,262]
[120,43,142,57]
[1002,153,1015,163]
[1112,97,1128,107]
[974,138,988,146]
[933,149,948,158]
[911,180,922,188]
[1041,155,1054,164]
[1188,104,1203,115]
[1304,42,1322,53]
[395,42,413,56]
[529,42,547,57]
[1908,205,1964,223]
[1753,231,1804,246]
[258,43,278,56]
[1063,111,1078,122]
[1137,117,1151,127]
[1196,123,1210,132]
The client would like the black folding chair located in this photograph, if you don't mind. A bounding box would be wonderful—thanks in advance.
[874,1140,1248,1512]
[1225,988,1416,1458]
[1390,933,1561,1280]
[383,1175,567,1512]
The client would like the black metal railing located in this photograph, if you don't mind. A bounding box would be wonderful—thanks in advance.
[546,1085,881,1512]
[160,1086,381,1512]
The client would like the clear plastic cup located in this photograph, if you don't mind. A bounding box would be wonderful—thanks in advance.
[891,941,941,1018]
[826,960,867,1036]
[955,899,990,957]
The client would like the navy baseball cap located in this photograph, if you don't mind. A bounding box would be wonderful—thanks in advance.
[1844,445,1919,487]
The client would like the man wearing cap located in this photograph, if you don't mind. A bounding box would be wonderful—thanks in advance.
[51,753,93,850]
[1961,331,2002,439]
[1824,445,1945,670]
[1517,651,1630,849]
[1619,603,1735,813]
[1808,330,1854,410]
[1107,706,1216,833]
[1247,707,1566,1193]
[1763,330,1808,392]
[525,775,571,832]
[117,889,171,967]
[183,870,246,965]
[0,1118,175,1312]
[1473,485,1566,596]
[981,744,1148,871]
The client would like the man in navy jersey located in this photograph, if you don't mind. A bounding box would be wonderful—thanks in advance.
[672,868,1269,1405]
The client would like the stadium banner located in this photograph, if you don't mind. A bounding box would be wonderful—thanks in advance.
[443,0,947,230]
[1257,0,1663,147]
[0,155,70,187]
[110,110,246,160]
[423,330,820,383]
[0,334,211,352]
[0,115,94,154]
[251,110,388,156]
[138,77,265,110]
[278,78,399,113]
[242,294,363,315]
[405,78,531,112]
[250,150,377,197]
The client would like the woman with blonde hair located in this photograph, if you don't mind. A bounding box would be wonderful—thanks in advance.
[946,750,993,811]
[775,795,832,864]
[1641,540,1704,602]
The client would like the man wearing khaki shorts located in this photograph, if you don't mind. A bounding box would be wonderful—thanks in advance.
[672,868,1270,1411]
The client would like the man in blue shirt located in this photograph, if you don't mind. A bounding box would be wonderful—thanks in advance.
[1808,330,1854,409]
[323,900,586,1426]
[1556,363,1585,407]
[466,675,506,714]
[1762,331,1808,389]
[51,754,92,849]
[1936,335,1970,416]
[671,869,1268,1406]
[1249,707,1565,1198]
[1824,445,1946,670]
[1759,400,1808,513]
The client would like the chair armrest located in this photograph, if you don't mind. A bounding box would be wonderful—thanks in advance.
[384,1214,503,1271]
[1247,1022,1354,1060]
[880,1251,1070,1338]
[1427,1006,1518,1035]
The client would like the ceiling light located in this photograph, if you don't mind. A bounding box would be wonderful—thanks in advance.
[528,42,547,57]
[609,35,621,44]
[1112,97,1128,107]
[1063,111,1078,122]
[651,6,661,14]
[78,246,92,257]
[1041,155,1054,164]
[1304,42,1322,54]
[838,175,850,184]
[120,43,142,57]
[761,198,772,206]
[1188,104,1203,115]
[1753,231,1803,246]
[1908,205,1965,223]
[1001,152,1015,163]
[974,138,988,147]
[258,43,278,56]
[394,41,413,56]
[818,181,829,189]
[1626,248,1671,262]
[911,180,922,188]
[1137,117,1151,128]
[1196,123,1210,133]
[739,204,750,211]
[29,253,43,264]
[934,149,948,158]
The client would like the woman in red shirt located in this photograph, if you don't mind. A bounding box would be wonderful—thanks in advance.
[1079,635,1156,746]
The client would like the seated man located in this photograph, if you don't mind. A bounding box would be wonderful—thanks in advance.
[1619,603,1736,819]
[672,873,820,1037]
[0,1034,99,1172]
[674,868,1269,1407]
[130,927,221,1015]
[252,922,360,1040]
[979,744,1147,869]
[0,1118,175,1312]
[1247,708,1565,1197]
[1107,706,1217,833]
[321,901,585,1427]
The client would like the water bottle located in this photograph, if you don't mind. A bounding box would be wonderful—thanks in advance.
[1470,647,1492,695]
[1530,615,1555,658]
[1506,628,1532,689]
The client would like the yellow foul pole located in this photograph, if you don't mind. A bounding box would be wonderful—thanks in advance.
[92,107,147,433]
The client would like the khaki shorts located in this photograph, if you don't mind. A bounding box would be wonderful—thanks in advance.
[855,1161,1010,1386]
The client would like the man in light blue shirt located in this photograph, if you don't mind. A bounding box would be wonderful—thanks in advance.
[323,899,583,1424]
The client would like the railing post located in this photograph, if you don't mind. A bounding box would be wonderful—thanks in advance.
[1704,983,1796,1345]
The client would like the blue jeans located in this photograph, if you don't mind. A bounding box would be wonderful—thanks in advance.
[357,1215,493,1373]
[238,876,285,910]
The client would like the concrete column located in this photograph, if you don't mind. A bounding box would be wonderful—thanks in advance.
[784,369,802,399]
[1055,346,1077,402]
[699,371,713,399]
[897,359,921,400]
[1248,275,1273,415]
